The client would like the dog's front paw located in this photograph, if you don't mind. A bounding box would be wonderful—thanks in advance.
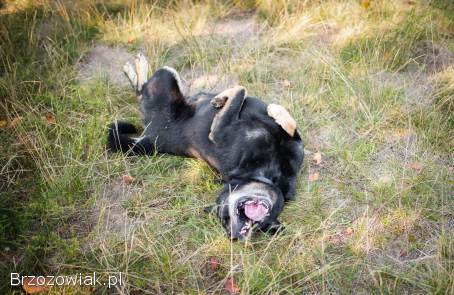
[211,95,228,108]
[203,205,216,214]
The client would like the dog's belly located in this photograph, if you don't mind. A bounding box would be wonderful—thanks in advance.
[181,98,221,168]
[141,95,220,166]
[141,94,276,175]
[180,96,271,173]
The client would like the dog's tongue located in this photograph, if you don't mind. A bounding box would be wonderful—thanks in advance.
[244,201,268,221]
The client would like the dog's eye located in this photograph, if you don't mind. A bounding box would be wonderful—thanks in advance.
[221,212,230,226]
[222,216,230,225]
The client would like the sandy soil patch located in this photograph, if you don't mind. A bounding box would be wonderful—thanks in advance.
[77,44,133,86]
[91,181,146,238]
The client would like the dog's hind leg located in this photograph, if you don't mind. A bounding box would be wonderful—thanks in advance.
[135,53,148,92]
[123,61,138,90]
[123,53,149,96]
[209,86,246,143]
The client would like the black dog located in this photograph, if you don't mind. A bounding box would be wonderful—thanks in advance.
[108,53,304,240]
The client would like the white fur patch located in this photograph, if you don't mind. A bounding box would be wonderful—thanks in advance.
[245,128,267,140]
[132,136,146,143]
[162,66,184,94]
[267,103,297,137]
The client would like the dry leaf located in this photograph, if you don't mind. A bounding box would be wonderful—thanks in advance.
[331,235,343,245]
[393,128,409,138]
[361,0,370,9]
[45,114,56,124]
[225,277,240,294]
[127,38,134,44]
[313,152,322,165]
[282,80,291,87]
[18,134,28,145]
[344,227,354,236]
[308,172,319,182]
[0,120,7,129]
[122,174,135,184]
[10,116,22,128]
[409,162,423,173]
[22,277,50,294]
[207,256,220,272]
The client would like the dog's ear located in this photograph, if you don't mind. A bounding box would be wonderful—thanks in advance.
[145,66,185,105]
[160,66,184,96]
[267,104,297,137]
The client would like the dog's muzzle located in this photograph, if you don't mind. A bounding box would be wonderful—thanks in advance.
[237,198,271,221]
[235,197,271,238]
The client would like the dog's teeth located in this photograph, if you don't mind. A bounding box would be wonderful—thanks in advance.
[259,200,270,209]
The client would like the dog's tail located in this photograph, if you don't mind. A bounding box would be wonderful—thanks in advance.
[107,121,153,155]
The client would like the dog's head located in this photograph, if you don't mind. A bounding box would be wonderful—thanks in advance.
[215,181,284,240]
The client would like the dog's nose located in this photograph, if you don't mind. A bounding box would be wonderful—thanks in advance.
[228,230,240,240]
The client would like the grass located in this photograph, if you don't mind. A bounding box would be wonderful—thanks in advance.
[0,0,453,294]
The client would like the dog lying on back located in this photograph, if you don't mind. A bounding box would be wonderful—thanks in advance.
[108,53,304,240]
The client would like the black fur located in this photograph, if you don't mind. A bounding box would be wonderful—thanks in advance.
[108,67,304,239]
[107,121,153,155]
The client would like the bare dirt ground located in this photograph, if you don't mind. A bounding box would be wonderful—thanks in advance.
[77,44,133,86]
[77,10,262,94]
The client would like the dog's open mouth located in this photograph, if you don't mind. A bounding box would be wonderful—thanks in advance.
[237,199,270,236]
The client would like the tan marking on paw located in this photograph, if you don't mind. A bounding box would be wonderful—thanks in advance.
[213,86,245,103]
[267,103,297,137]
[135,53,148,92]
[205,155,219,170]
[187,147,202,159]
[209,86,246,143]
[211,95,228,108]
[123,61,138,90]
[187,147,219,169]
[208,129,215,142]
[208,111,221,142]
